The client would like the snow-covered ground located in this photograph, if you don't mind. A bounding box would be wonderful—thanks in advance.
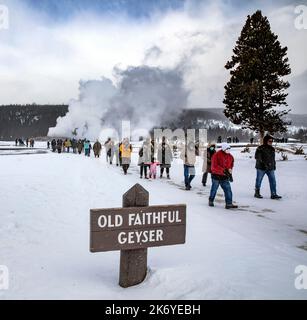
[0,141,307,299]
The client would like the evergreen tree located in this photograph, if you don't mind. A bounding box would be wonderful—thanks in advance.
[223,10,291,142]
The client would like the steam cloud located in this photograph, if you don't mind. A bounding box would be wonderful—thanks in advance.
[48,65,189,140]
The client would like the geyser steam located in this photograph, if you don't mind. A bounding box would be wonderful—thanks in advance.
[48,65,189,140]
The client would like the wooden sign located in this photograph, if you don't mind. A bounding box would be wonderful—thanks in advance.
[90,205,186,252]
[89,183,187,288]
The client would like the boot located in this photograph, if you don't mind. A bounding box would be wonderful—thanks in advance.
[254,189,263,199]
[225,204,238,209]
[167,174,170,179]
[209,199,214,207]
[271,194,282,200]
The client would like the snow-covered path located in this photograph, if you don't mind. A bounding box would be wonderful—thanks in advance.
[0,146,307,299]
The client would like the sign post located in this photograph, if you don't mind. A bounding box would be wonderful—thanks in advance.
[90,183,186,288]
[120,183,149,288]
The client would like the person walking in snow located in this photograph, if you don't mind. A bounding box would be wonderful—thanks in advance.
[51,139,57,152]
[254,134,282,200]
[63,139,70,152]
[118,142,123,166]
[104,138,114,164]
[63,139,68,152]
[120,138,132,175]
[89,141,92,156]
[147,157,160,179]
[109,140,115,164]
[71,138,77,154]
[180,140,198,190]
[93,140,102,158]
[57,139,63,154]
[138,139,150,179]
[114,142,120,166]
[202,142,216,187]
[77,139,83,154]
[158,137,173,179]
[209,143,238,209]
[67,139,72,153]
[84,140,91,157]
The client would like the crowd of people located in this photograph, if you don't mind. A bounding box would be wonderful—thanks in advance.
[49,138,94,156]
[203,134,282,209]
[47,134,282,209]
[15,138,35,147]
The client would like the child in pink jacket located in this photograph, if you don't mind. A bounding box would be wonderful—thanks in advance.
[146,158,160,179]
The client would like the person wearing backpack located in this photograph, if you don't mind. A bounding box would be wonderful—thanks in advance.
[209,143,238,209]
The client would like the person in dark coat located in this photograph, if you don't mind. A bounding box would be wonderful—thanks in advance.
[202,142,216,186]
[254,135,282,199]
[114,143,120,166]
[71,138,77,153]
[57,139,63,154]
[77,139,83,154]
[157,137,173,179]
[118,142,123,166]
[93,140,102,158]
[51,139,57,152]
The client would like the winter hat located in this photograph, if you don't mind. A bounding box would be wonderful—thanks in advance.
[263,134,274,145]
[221,142,231,151]
[208,141,216,147]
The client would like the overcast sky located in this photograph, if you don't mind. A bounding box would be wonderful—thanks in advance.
[0,0,306,113]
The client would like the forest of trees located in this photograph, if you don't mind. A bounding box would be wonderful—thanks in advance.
[0,104,68,140]
[0,104,306,142]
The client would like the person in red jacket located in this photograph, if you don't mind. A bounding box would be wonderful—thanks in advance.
[209,143,238,209]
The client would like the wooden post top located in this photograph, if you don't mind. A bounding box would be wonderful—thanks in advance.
[123,183,149,207]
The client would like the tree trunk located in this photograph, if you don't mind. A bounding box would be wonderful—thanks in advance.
[258,78,265,145]
[259,130,265,145]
